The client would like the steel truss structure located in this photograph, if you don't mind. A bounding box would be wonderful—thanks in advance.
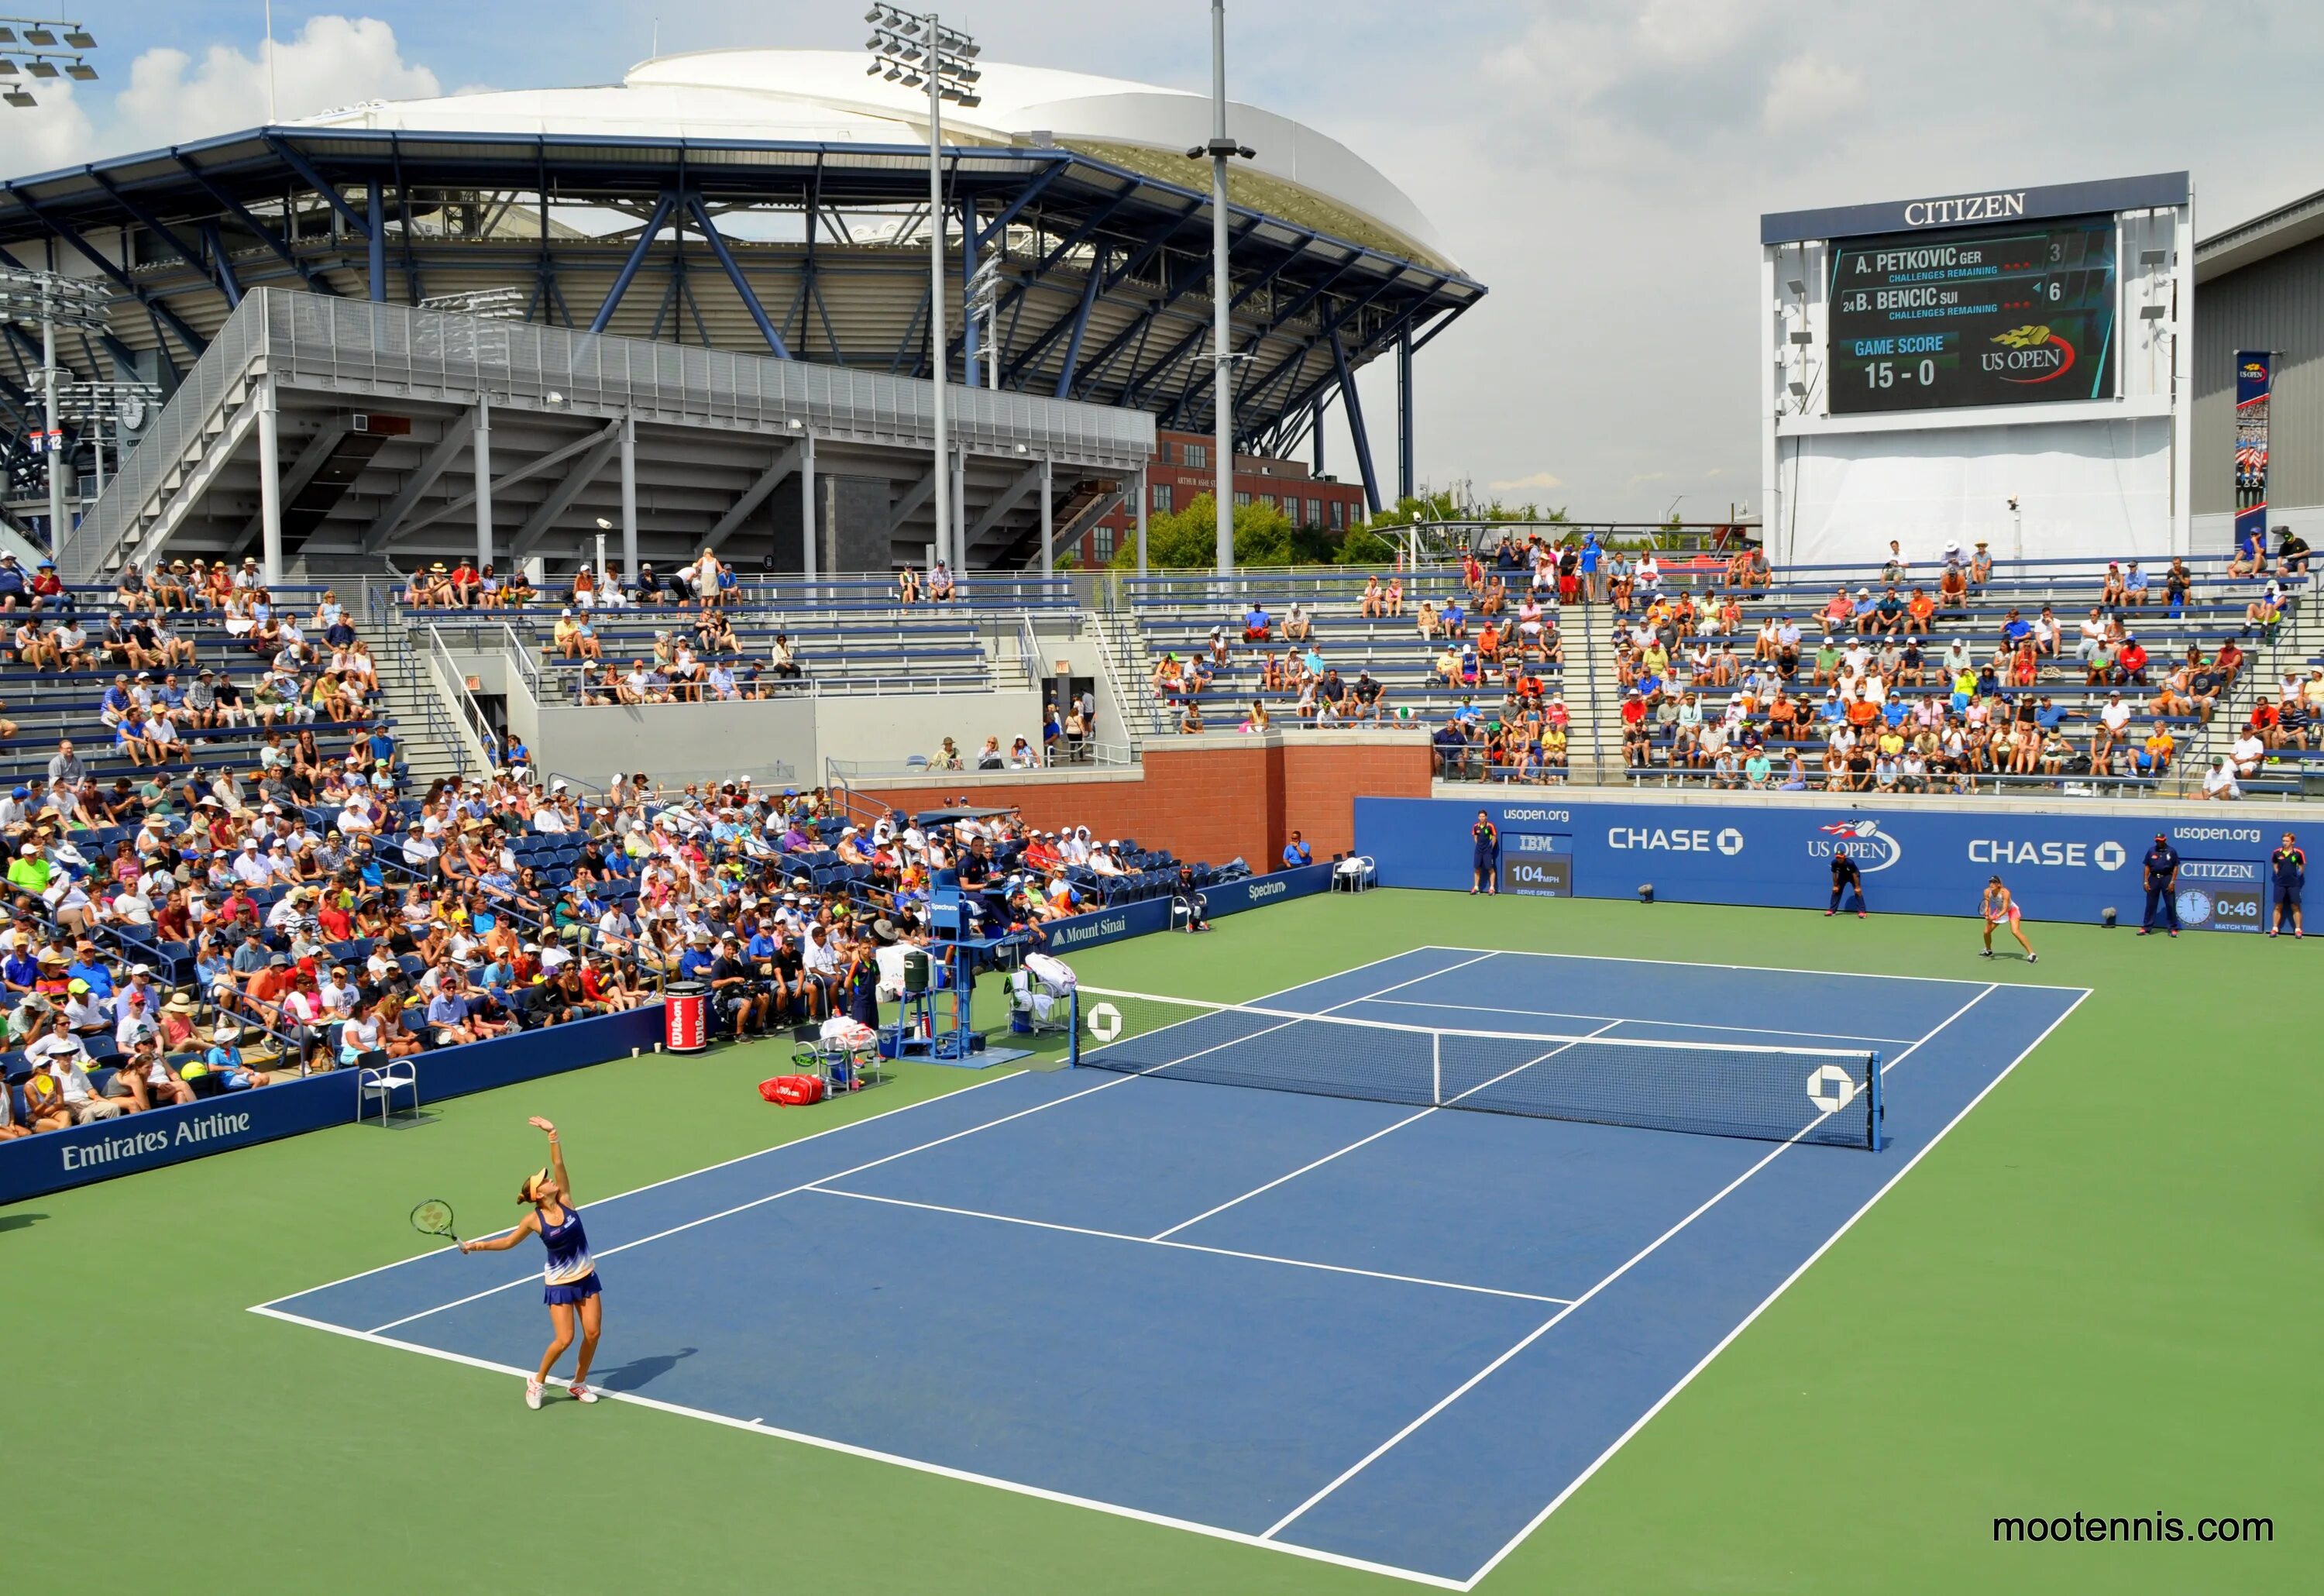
[0,126,1484,526]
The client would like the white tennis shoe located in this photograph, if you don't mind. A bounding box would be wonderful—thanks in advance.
[524,1378,545,1410]
[569,1384,598,1404]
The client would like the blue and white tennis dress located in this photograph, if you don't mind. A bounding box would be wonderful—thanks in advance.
[536,1202,602,1305]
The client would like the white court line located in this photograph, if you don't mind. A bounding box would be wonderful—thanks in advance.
[804,1185,1571,1306]
[1421,942,2085,994]
[349,948,1497,1336]
[1147,1022,1624,1243]
[1259,981,2002,1545]
[1350,997,1921,1048]
[1452,983,2094,1591]
[246,1303,1469,1593]
[262,944,1453,1309]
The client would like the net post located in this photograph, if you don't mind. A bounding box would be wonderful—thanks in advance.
[1866,1051,1882,1149]
[1432,1031,1442,1107]
[1067,987,1081,1068]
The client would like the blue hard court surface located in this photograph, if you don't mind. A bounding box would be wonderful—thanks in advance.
[260,948,2086,1587]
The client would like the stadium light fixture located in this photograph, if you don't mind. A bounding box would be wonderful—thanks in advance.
[0,263,113,553]
[0,18,101,108]
[1786,278,1805,296]
[867,7,982,573]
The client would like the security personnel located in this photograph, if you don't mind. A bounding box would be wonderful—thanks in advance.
[2270,831,2305,939]
[2139,831,2182,937]
[1470,810,1501,896]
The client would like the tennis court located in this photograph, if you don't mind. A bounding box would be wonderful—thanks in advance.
[255,946,2086,1589]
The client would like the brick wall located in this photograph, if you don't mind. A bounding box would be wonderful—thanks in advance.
[851,730,1431,868]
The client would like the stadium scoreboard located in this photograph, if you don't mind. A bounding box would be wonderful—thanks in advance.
[1826,214,2117,415]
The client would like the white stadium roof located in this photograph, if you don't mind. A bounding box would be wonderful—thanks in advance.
[301,47,1458,273]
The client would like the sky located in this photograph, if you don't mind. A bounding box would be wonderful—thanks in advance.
[5,2,2323,522]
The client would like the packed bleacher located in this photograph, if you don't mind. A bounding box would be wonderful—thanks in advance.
[0,541,1244,1135]
[393,551,1071,705]
[1606,535,2312,797]
[1130,566,1569,749]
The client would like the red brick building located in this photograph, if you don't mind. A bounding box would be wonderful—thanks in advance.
[1073,428,1371,566]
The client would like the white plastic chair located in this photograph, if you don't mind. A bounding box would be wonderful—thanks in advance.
[356,1059,418,1125]
[1332,855,1378,893]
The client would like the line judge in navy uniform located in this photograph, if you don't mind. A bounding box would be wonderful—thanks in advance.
[1470,811,1500,896]
[2270,831,2305,938]
[2139,831,2182,937]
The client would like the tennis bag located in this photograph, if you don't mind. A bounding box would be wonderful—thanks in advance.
[758,1074,826,1106]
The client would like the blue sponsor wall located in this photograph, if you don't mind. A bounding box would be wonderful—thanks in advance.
[1358,796,2293,934]
[0,1006,666,1206]
[1040,862,1333,955]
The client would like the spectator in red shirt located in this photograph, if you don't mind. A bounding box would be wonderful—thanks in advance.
[2117,635,2149,685]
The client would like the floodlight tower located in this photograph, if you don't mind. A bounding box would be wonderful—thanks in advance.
[868,5,982,572]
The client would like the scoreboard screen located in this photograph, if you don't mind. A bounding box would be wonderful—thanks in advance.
[1825,215,2117,415]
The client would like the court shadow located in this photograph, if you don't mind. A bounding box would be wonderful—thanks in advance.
[597,1347,699,1392]
[366,1110,445,1133]
[0,1212,47,1234]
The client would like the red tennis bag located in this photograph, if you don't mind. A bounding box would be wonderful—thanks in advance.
[758,1074,826,1106]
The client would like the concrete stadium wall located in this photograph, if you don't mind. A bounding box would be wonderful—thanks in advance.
[853,730,1435,868]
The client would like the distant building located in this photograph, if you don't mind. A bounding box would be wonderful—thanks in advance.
[1078,430,1372,565]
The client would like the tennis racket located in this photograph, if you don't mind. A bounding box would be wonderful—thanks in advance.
[411,1199,461,1247]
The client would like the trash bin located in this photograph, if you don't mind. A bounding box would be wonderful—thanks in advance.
[664,982,710,1054]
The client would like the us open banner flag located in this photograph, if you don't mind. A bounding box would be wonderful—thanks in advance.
[2234,349,2274,556]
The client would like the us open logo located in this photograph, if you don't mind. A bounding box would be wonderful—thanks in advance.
[1809,819,1904,873]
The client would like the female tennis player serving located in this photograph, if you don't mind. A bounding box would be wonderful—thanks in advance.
[461,1116,603,1409]
[1978,875,2038,963]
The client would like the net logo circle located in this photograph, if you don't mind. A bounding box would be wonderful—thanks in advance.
[1809,819,1904,872]
[1806,1064,1859,1113]
[1085,1001,1123,1042]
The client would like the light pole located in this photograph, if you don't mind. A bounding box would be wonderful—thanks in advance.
[1188,2,1256,576]
[0,264,112,561]
[0,15,101,110]
[868,5,981,573]
[48,379,160,500]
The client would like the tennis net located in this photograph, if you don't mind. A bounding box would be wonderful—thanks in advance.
[1069,985,1883,1149]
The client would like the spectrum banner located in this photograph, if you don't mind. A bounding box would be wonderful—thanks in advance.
[1359,795,2297,934]
[2234,349,2274,557]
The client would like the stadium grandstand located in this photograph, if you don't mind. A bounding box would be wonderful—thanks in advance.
[0,48,1477,582]
[5,19,2314,1596]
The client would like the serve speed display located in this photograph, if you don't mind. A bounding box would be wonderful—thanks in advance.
[1826,214,2116,415]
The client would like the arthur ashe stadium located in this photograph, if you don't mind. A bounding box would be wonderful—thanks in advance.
[6,28,2311,1596]
[0,47,1479,581]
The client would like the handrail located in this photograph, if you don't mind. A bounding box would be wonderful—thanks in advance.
[1016,610,1043,693]
[422,624,500,775]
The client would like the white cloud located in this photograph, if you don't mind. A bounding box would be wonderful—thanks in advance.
[0,79,95,180]
[1761,52,1865,133]
[106,16,442,155]
[1491,471,1566,492]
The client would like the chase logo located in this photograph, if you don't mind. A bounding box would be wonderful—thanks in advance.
[1715,827,1745,856]
[2095,841,2126,872]
[1810,819,1904,873]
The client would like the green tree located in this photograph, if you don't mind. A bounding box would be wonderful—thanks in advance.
[1109,493,1322,569]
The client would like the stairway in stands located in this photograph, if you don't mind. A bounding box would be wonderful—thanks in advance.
[1573,601,1626,784]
